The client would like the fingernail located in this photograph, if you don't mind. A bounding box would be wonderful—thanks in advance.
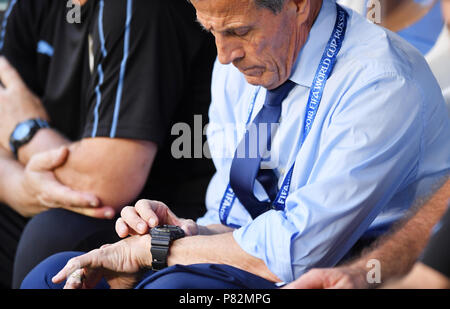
[119,226,127,236]
[90,200,98,207]
[149,218,157,227]
[104,209,114,219]
[137,223,146,233]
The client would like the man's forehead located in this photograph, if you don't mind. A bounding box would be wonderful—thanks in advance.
[194,0,256,27]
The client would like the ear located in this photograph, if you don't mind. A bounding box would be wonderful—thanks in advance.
[290,0,311,24]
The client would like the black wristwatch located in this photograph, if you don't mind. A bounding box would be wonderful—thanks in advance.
[9,119,50,159]
[150,225,185,271]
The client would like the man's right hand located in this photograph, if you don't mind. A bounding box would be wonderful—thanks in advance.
[12,146,115,219]
[282,266,370,289]
[115,199,199,238]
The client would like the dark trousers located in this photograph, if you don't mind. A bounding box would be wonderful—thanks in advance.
[0,203,27,289]
[0,204,119,289]
[21,252,278,289]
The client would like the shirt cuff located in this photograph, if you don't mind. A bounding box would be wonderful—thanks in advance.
[232,210,297,283]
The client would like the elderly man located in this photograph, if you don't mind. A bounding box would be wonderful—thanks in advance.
[21,0,449,289]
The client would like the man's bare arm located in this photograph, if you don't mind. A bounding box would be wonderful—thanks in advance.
[349,178,450,285]
[52,138,157,212]
[0,57,157,214]
[284,178,450,289]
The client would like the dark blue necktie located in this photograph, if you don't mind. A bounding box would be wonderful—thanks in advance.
[229,80,296,219]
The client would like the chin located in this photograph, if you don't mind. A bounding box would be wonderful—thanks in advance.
[244,75,279,90]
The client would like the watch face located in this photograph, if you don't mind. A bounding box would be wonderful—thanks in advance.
[151,225,185,239]
[13,122,32,140]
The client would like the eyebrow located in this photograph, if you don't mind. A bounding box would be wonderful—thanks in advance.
[195,18,211,32]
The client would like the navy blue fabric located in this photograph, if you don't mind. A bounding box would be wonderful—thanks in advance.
[21,252,109,289]
[21,252,277,289]
[136,264,278,289]
[13,209,119,288]
[229,80,296,219]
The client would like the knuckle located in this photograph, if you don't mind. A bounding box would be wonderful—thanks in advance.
[120,206,133,217]
[135,199,150,211]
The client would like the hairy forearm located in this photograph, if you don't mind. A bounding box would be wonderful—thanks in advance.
[53,138,155,210]
[350,178,450,285]
[167,232,280,283]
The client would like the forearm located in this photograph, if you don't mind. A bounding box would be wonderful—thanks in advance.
[17,128,71,165]
[0,146,23,205]
[349,178,450,284]
[166,232,280,283]
[53,138,155,211]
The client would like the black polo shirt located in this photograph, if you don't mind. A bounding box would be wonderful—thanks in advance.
[0,0,217,219]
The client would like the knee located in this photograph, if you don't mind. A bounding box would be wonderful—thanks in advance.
[20,252,83,289]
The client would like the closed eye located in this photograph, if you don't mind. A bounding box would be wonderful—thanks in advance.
[231,27,251,37]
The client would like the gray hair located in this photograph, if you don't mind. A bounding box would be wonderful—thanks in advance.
[254,0,287,14]
[187,0,288,14]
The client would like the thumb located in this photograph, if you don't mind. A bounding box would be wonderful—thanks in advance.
[27,146,70,172]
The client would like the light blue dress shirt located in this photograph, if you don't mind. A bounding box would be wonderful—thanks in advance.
[197,0,450,283]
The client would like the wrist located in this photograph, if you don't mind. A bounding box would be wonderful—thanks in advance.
[135,234,153,269]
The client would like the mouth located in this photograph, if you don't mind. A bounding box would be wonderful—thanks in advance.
[240,66,265,77]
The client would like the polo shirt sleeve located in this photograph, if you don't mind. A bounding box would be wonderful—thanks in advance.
[82,0,191,146]
[233,74,428,283]
[0,0,44,95]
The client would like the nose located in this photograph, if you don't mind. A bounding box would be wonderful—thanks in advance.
[215,35,244,65]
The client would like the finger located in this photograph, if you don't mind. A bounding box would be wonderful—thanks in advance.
[179,219,198,236]
[115,218,130,238]
[142,200,182,227]
[134,200,162,228]
[38,181,100,208]
[60,205,115,220]
[63,269,84,289]
[27,146,70,172]
[0,56,26,89]
[52,251,98,284]
[121,206,149,234]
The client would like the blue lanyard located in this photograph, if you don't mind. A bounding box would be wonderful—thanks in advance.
[219,4,349,228]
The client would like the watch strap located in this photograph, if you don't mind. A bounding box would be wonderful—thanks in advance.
[9,118,50,158]
[151,235,171,270]
[150,226,185,271]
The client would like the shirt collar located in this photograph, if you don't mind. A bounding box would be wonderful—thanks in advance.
[289,0,338,88]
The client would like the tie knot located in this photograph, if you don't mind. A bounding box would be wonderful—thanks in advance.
[264,80,296,107]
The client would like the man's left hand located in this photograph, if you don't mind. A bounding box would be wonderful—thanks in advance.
[0,56,49,151]
[52,235,152,289]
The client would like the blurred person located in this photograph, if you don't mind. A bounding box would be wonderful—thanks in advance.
[0,0,216,288]
[427,0,450,112]
[340,0,450,112]
[20,0,449,289]
[284,178,450,289]
[339,0,443,55]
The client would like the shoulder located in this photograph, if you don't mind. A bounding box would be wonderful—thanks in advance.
[334,9,443,107]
